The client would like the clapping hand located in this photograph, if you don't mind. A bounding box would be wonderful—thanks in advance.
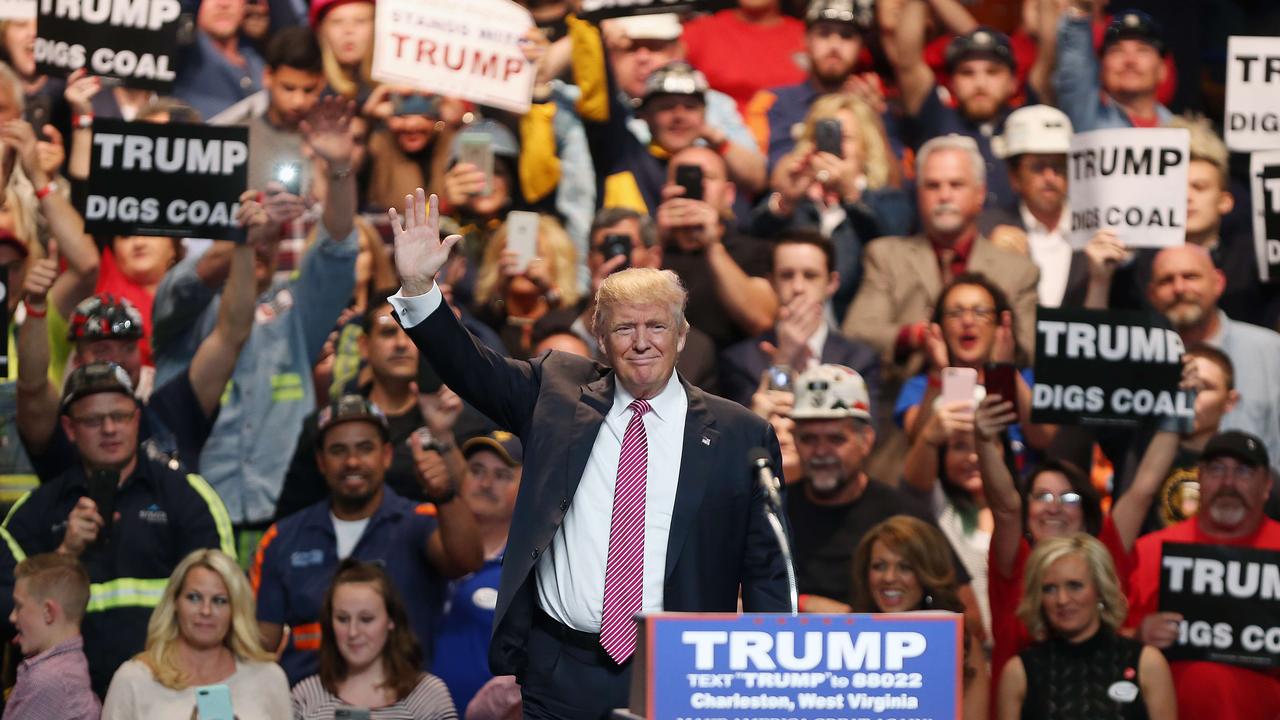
[389,189,462,296]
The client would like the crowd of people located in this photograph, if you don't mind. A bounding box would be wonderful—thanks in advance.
[0,0,1277,717]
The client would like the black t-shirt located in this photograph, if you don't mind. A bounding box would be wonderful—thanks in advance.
[27,372,215,481]
[787,478,951,605]
[661,229,772,352]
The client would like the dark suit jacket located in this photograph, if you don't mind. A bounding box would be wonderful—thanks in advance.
[719,328,883,414]
[403,297,791,678]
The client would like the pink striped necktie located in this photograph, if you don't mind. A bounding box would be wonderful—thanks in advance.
[599,397,651,664]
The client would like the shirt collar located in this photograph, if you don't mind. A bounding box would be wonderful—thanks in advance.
[611,370,684,424]
[19,637,84,671]
[932,230,976,263]
[806,323,829,367]
[1018,202,1069,236]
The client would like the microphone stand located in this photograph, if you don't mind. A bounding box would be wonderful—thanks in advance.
[755,463,798,616]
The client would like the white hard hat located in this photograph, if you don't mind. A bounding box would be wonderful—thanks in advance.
[790,364,872,421]
[609,13,682,41]
[991,105,1073,159]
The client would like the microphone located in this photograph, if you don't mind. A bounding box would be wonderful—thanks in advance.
[749,447,783,511]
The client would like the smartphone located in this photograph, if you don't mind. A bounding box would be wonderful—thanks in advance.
[273,162,302,195]
[505,211,540,273]
[674,163,703,201]
[87,469,118,540]
[601,233,631,270]
[815,117,843,158]
[983,362,1018,409]
[458,134,494,196]
[24,96,52,137]
[194,684,234,720]
[941,366,978,407]
[335,707,372,720]
[765,364,794,393]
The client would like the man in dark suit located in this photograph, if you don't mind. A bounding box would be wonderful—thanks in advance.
[386,190,791,719]
[721,230,880,413]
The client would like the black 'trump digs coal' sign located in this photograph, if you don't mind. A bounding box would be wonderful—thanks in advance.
[35,0,183,91]
[86,120,248,240]
[1159,543,1280,668]
[1031,306,1192,426]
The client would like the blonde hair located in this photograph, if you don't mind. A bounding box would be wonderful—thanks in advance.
[590,267,689,338]
[1169,114,1229,189]
[138,549,274,689]
[475,214,580,307]
[316,1,374,98]
[793,94,894,190]
[1017,533,1128,641]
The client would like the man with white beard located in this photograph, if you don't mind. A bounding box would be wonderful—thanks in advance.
[783,365,972,614]
[842,134,1039,381]
[1146,245,1280,476]
[1124,430,1280,717]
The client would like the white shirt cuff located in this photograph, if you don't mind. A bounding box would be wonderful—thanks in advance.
[388,284,443,329]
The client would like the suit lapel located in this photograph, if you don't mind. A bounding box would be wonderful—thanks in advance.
[664,379,718,581]
[914,236,943,300]
[562,375,613,505]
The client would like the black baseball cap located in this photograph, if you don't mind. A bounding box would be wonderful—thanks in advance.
[945,28,1015,73]
[317,395,390,443]
[1101,10,1167,56]
[60,361,138,415]
[1201,430,1269,470]
[462,431,523,467]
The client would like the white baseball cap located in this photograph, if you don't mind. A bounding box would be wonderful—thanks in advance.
[790,364,872,421]
[609,13,683,41]
[991,105,1073,159]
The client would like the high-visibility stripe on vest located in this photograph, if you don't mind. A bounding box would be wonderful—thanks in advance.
[186,473,236,560]
[86,577,169,613]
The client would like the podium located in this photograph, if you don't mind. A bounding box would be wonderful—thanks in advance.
[617,612,962,720]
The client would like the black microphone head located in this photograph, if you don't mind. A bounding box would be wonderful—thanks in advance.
[748,447,771,468]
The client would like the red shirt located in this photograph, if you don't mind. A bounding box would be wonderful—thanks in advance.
[989,515,1132,687]
[94,246,155,367]
[1125,518,1280,719]
[682,10,807,115]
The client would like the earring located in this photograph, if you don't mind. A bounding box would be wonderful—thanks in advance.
[924,594,934,609]
[1097,601,1105,611]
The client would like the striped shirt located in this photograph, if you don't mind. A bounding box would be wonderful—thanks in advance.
[5,636,101,720]
[290,673,457,720]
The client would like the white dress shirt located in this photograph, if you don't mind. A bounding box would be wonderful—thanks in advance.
[389,284,689,633]
[1021,203,1073,308]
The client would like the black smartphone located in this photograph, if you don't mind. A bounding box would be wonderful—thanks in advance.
[815,118,843,158]
[983,362,1018,410]
[273,162,303,195]
[24,95,52,137]
[674,163,703,201]
[87,468,118,539]
[601,233,631,270]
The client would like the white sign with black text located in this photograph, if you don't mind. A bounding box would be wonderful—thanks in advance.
[1225,36,1280,152]
[1067,128,1190,249]
[371,0,535,114]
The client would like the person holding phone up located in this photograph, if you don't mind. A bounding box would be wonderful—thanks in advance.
[100,549,289,720]
[0,363,238,698]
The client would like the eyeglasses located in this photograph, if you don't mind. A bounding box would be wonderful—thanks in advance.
[70,408,138,429]
[941,306,997,323]
[1030,491,1082,507]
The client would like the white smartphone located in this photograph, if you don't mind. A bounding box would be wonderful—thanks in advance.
[458,134,494,196]
[941,366,978,406]
[194,684,234,720]
[506,211,540,273]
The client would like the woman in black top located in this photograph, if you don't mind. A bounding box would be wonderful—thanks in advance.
[997,533,1175,720]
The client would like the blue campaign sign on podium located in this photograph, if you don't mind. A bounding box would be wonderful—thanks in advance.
[638,613,961,720]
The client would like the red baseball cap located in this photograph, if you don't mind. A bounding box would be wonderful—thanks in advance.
[309,0,372,28]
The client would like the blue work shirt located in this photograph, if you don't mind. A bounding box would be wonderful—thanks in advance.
[172,31,265,122]
[251,487,444,686]
[908,85,1016,212]
[1053,15,1172,132]
[432,552,503,713]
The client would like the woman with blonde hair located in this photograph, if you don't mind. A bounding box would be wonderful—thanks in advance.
[311,0,376,101]
[749,93,910,320]
[997,533,1175,720]
[473,213,580,358]
[101,549,290,719]
[851,515,989,720]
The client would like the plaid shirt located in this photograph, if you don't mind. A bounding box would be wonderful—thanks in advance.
[6,636,100,719]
